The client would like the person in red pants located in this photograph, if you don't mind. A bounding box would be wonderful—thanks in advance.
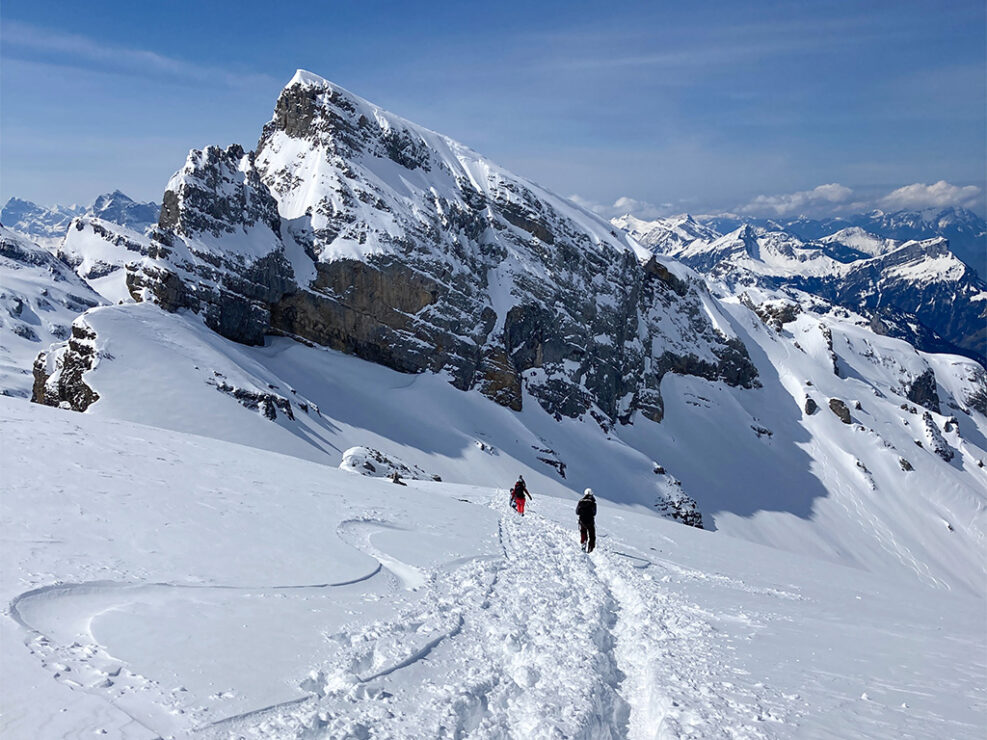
[576,488,596,552]
[510,476,532,515]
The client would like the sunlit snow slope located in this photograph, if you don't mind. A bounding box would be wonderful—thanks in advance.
[38,293,987,599]
[2,398,984,739]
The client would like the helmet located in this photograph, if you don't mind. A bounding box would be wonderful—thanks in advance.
[584,488,594,498]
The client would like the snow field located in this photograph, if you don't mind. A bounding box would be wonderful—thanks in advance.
[218,493,791,740]
[2,399,984,738]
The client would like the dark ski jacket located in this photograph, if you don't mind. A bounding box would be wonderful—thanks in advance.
[511,479,531,500]
[576,496,596,522]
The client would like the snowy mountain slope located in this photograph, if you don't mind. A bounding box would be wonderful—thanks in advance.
[25,295,987,598]
[2,397,984,738]
[57,217,154,304]
[818,226,900,258]
[0,226,105,398]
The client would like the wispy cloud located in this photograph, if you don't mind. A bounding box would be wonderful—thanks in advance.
[527,12,909,74]
[591,181,985,222]
[569,194,676,220]
[0,20,277,90]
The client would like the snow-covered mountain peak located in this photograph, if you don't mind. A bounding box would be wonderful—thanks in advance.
[287,67,334,88]
[101,69,756,419]
[819,226,899,257]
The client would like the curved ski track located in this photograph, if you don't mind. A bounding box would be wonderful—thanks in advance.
[210,493,793,738]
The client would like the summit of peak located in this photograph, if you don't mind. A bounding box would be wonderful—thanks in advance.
[286,69,333,89]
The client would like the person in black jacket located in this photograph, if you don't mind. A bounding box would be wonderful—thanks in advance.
[576,488,596,552]
[510,476,532,515]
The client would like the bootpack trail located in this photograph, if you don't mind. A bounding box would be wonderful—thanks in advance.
[213,492,793,738]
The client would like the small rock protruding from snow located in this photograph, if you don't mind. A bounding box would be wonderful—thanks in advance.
[828,398,852,424]
[753,299,802,332]
[474,440,497,454]
[804,396,818,415]
[898,457,914,472]
[920,412,955,462]
[653,468,704,528]
[339,446,439,481]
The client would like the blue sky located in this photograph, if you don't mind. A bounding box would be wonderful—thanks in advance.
[2,0,984,218]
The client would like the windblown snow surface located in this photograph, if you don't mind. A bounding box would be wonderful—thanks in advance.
[2,399,984,739]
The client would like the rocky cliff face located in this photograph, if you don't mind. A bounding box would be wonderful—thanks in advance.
[123,70,757,425]
[127,144,295,345]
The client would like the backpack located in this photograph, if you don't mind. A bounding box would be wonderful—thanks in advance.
[511,481,523,499]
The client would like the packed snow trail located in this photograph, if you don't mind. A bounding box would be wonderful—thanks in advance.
[215,493,791,738]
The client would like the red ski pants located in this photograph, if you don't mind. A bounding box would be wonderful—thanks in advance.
[512,496,526,515]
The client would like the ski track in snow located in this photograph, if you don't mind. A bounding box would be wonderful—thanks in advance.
[208,492,794,739]
[6,571,394,737]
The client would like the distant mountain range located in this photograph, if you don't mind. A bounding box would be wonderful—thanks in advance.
[0,191,159,248]
[697,207,986,279]
[614,213,986,366]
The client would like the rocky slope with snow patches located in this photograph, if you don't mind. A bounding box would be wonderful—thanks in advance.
[0,226,105,398]
[57,217,153,304]
[618,216,986,363]
[117,69,757,425]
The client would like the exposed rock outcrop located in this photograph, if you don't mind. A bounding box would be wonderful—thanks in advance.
[653,467,704,528]
[32,320,100,411]
[904,368,941,413]
[921,411,955,462]
[828,398,852,424]
[339,446,439,481]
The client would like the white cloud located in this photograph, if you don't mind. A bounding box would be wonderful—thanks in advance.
[569,194,675,221]
[736,180,983,218]
[576,181,984,224]
[878,181,982,212]
[738,183,854,217]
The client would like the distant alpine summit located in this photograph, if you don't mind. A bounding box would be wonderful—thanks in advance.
[1,191,159,248]
[615,213,987,365]
[697,207,986,279]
